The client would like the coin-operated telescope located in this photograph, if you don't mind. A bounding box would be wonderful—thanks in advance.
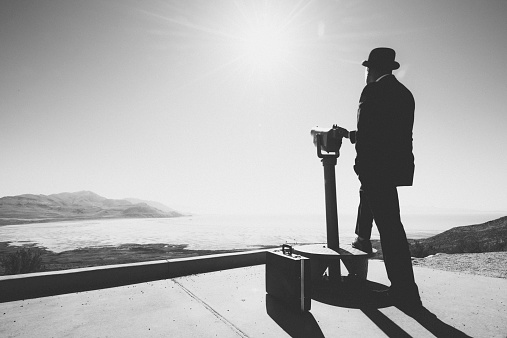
[310,125,343,157]
[310,125,343,250]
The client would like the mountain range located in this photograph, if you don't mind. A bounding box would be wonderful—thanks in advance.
[0,191,183,226]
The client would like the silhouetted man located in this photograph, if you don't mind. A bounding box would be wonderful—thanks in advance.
[334,47,422,310]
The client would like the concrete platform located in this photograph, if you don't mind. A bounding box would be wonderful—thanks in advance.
[1,260,506,337]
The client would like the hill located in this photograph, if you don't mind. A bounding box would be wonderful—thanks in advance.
[0,191,183,226]
[124,198,184,215]
[368,215,507,259]
[408,215,507,257]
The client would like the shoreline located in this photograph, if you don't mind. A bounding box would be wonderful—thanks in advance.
[0,215,187,227]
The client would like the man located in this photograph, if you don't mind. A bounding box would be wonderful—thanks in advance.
[334,47,421,310]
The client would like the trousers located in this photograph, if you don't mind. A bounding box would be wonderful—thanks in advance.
[355,184,419,297]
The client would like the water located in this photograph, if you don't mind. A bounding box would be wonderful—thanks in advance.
[0,213,503,253]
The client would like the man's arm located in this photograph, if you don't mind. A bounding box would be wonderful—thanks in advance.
[349,130,357,144]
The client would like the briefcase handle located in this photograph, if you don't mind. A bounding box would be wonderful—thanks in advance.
[282,244,293,256]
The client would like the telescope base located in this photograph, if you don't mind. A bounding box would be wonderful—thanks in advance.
[293,243,376,283]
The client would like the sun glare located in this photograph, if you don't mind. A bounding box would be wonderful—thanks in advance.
[143,1,314,86]
[228,1,307,77]
[240,21,289,71]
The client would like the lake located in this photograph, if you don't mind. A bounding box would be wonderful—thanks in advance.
[0,213,503,253]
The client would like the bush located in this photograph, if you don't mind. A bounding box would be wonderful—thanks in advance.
[0,247,46,275]
[409,240,436,258]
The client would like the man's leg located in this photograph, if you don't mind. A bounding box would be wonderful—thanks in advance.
[352,186,374,253]
[365,185,420,303]
[355,186,374,240]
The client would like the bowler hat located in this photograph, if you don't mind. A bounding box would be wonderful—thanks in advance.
[362,47,400,70]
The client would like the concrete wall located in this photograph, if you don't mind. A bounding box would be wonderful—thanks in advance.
[0,250,268,303]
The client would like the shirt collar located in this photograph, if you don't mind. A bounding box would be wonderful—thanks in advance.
[376,74,392,82]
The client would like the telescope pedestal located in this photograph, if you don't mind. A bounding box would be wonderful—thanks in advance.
[298,132,375,286]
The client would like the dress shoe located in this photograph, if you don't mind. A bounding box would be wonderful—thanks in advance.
[351,237,373,254]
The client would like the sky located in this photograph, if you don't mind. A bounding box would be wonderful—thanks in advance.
[1,0,506,216]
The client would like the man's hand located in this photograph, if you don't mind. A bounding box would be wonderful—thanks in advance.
[330,126,350,139]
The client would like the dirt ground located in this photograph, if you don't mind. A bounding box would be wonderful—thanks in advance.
[0,242,276,275]
[412,251,507,279]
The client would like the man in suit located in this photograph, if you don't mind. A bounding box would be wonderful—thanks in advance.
[334,47,422,310]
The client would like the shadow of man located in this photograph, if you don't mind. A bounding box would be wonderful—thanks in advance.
[396,306,472,338]
[310,276,472,338]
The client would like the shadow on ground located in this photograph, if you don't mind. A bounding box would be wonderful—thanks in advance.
[267,276,471,338]
[266,294,325,338]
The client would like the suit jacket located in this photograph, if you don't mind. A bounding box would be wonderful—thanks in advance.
[350,75,415,187]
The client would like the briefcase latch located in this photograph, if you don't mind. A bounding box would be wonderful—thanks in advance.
[282,244,293,256]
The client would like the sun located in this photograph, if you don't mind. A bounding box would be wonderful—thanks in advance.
[239,20,290,71]
[142,1,312,85]
[226,1,306,76]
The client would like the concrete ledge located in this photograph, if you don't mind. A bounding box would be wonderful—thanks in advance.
[0,260,170,303]
[0,249,268,303]
[167,249,267,278]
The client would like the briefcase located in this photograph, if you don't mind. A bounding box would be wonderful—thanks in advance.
[266,244,311,312]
